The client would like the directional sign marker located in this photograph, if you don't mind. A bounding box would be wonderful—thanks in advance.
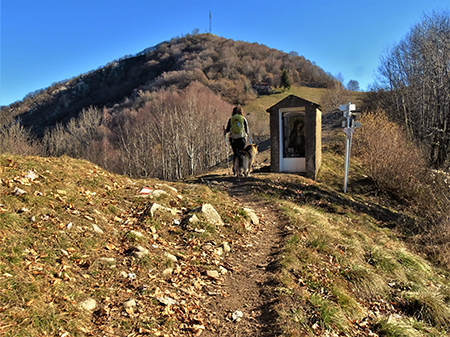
[340,102,360,193]
[340,104,356,112]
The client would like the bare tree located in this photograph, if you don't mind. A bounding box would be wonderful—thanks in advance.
[375,9,450,168]
[0,117,41,155]
[346,80,360,91]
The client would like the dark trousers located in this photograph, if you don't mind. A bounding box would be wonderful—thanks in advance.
[230,137,246,157]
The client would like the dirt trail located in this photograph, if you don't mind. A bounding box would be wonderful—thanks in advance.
[197,111,339,336]
[196,168,290,336]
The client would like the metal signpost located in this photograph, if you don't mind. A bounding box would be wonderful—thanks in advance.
[339,102,361,193]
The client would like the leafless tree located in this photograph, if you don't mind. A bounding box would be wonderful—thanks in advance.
[376,9,450,168]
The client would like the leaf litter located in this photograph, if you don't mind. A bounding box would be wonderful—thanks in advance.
[2,154,450,336]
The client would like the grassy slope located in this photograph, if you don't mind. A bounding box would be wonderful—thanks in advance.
[243,85,363,136]
[0,155,252,336]
[243,86,329,136]
[1,87,450,336]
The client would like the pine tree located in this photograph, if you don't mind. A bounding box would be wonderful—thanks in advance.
[280,69,291,91]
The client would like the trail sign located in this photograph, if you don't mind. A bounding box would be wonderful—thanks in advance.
[340,102,361,193]
[339,104,355,112]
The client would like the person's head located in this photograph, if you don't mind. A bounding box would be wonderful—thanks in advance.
[232,106,244,116]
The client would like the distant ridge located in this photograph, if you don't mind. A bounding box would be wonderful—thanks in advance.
[3,33,334,137]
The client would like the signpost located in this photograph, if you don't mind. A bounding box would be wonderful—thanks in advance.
[339,102,361,193]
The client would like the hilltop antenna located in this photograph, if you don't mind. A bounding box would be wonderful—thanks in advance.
[209,10,212,34]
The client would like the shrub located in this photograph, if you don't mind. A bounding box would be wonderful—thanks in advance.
[353,110,426,201]
[353,110,450,268]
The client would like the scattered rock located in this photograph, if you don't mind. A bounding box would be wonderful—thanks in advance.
[206,270,220,279]
[219,266,228,274]
[156,183,178,193]
[162,268,173,276]
[92,224,104,234]
[164,252,178,262]
[223,242,231,253]
[187,214,200,224]
[244,208,259,225]
[157,296,178,306]
[149,203,178,217]
[13,187,27,195]
[126,245,149,259]
[78,298,97,312]
[244,220,252,230]
[232,310,243,321]
[24,170,39,180]
[128,230,145,239]
[192,204,224,226]
[123,298,136,309]
[152,190,169,198]
[98,257,115,264]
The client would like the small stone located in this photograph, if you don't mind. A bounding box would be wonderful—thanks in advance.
[149,203,177,217]
[13,187,27,195]
[98,257,115,263]
[162,268,173,276]
[206,270,220,279]
[165,252,178,262]
[78,298,97,312]
[219,266,227,274]
[187,214,199,224]
[244,208,259,225]
[157,296,177,305]
[92,224,104,234]
[200,204,224,226]
[128,230,145,238]
[223,242,231,253]
[24,170,39,180]
[232,310,243,321]
[123,298,136,309]
[131,245,149,259]
[152,190,169,198]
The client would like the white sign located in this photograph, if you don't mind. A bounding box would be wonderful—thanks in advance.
[339,104,356,112]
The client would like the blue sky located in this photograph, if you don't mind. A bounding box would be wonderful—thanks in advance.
[1,0,448,106]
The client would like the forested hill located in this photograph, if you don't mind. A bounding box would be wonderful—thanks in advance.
[3,33,334,137]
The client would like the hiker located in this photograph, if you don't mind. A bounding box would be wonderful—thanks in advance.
[223,105,249,159]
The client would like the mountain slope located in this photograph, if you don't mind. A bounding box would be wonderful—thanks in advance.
[4,33,334,137]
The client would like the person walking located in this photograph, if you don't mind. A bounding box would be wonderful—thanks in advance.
[223,105,249,160]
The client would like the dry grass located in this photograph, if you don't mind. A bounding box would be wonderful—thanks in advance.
[259,152,450,336]
[352,110,450,268]
[0,154,252,336]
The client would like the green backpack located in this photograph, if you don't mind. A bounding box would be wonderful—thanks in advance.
[230,114,245,138]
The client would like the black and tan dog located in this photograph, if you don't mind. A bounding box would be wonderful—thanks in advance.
[234,144,258,178]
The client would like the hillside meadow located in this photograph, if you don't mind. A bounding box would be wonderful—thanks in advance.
[1,147,450,336]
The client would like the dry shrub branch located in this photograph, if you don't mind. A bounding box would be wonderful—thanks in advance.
[353,110,450,267]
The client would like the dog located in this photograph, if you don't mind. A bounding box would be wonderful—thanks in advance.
[234,144,258,178]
